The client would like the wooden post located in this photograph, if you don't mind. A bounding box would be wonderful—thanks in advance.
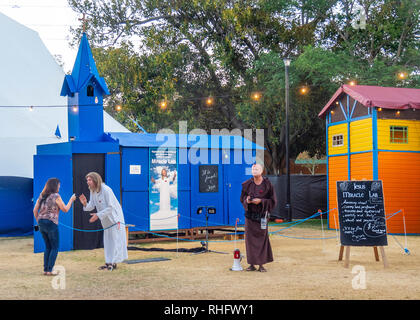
[125,224,135,246]
[344,246,351,268]
[338,245,344,261]
[379,246,389,268]
[373,246,380,261]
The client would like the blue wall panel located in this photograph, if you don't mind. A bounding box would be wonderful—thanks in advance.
[190,149,225,227]
[224,149,252,226]
[105,152,121,202]
[178,190,191,229]
[178,148,190,191]
[121,147,149,192]
[122,191,149,232]
[33,154,73,253]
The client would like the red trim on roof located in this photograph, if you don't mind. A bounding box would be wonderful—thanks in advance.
[318,85,420,118]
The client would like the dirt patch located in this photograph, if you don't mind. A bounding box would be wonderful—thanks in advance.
[0,226,419,300]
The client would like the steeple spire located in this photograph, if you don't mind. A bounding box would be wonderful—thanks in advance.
[60,32,109,142]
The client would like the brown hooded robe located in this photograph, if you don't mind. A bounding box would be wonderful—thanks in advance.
[240,176,277,266]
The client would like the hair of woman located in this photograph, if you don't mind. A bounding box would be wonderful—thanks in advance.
[40,178,60,206]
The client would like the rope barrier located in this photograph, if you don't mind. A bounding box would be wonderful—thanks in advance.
[58,221,120,232]
[48,208,407,247]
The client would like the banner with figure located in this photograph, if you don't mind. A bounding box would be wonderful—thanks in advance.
[149,148,178,230]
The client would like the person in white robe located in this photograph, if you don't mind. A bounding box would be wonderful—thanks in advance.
[79,172,128,270]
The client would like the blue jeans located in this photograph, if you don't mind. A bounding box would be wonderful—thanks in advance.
[38,219,59,272]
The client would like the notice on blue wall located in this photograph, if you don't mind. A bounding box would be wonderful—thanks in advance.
[149,148,178,230]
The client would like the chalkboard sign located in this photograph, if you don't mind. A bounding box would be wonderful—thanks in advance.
[336,180,387,246]
[199,165,219,193]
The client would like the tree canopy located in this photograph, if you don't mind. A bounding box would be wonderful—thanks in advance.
[68,0,420,174]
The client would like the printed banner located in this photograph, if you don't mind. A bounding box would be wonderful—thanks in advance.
[149,148,178,230]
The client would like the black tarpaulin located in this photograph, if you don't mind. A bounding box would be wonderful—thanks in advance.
[267,175,327,219]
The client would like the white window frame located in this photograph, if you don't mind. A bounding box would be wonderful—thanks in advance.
[332,134,344,147]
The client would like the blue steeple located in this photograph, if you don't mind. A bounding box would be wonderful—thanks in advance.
[61,33,109,96]
[60,33,109,142]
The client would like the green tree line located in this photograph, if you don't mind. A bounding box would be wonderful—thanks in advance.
[69,0,420,174]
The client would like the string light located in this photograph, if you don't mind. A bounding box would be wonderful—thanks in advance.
[398,72,407,80]
[29,106,33,111]
[300,86,309,95]
[378,107,382,112]
[251,92,262,101]
[160,100,167,110]
[205,97,214,106]
[115,105,122,112]
[349,80,356,86]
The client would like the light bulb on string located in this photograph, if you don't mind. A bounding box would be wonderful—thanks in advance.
[251,92,262,101]
[206,97,214,106]
[160,100,167,110]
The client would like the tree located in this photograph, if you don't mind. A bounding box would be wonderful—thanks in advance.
[68,0,420,174]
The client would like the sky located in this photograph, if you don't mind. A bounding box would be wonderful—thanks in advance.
[0,0,81,73]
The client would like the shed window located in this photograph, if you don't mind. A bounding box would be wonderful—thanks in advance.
[390,126,408,143]
[332,134,344,147]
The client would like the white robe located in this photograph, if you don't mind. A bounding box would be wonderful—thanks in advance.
[83,183,128,264]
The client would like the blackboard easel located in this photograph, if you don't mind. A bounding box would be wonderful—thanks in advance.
[336,180,389,268]
[338,245,388,268]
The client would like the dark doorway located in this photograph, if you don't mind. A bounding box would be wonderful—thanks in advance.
[73,153,105,250]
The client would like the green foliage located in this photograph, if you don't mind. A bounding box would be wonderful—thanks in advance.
[68,0,420,174]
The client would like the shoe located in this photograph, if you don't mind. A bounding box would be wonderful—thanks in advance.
[98,264,109,270]
[107,263,116,271]
[246,265,256,271]
[258,266,267,272]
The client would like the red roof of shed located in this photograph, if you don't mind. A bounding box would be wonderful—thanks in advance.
[318,85,420,118]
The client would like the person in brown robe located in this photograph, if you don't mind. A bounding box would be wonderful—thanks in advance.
[240,163,277,272]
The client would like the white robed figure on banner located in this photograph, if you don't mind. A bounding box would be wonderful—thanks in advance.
[79,172,128,271]
[150,168,178,230]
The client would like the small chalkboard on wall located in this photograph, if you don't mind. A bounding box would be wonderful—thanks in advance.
[336,180,387,247]
[199,165,218,193]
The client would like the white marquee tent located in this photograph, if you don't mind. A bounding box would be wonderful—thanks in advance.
[0,12,129,178]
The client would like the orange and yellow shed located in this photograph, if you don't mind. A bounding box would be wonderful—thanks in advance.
[319,85,420,234]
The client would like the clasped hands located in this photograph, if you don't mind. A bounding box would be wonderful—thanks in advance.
[246,196,262,205]
[78,194,99,223]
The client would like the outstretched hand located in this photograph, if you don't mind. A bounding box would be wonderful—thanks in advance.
[79,194,87,207]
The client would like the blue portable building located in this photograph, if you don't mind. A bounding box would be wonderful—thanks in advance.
[33,33,262,253]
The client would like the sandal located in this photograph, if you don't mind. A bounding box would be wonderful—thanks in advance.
[98,264,109,270]
[246,265,256,271]
[107,264,116,271]
[258,266,267,272]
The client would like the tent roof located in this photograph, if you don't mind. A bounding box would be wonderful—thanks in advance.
[108,132,264,150]
[318,84,420,118]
